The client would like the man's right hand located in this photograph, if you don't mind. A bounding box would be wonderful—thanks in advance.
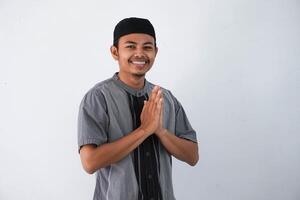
[140,85,163,135]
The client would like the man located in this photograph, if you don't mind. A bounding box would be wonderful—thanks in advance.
[78,17,199,200]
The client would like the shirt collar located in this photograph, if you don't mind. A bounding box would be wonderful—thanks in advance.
[112,72,151,97]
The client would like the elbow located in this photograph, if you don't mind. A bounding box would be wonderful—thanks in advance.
[83,162,97,174]
[79,145,100,174]
[82,156,107,174]
[80,154,97,174]
[188,149,200,166]
[188,155,199,166]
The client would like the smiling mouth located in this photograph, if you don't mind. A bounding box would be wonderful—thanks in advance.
[129,60,149,66]
[131,61,146,65]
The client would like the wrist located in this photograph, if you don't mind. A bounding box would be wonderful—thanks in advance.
[155,128,167,137]
[138,126,152,136]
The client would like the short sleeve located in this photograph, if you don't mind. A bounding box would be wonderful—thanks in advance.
[172,94,197,143]
[77,89,109,153]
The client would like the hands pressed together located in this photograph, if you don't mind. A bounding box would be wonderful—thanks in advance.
[140,85,165,136]
[139,86,199,166]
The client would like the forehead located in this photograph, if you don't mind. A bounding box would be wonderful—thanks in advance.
[118,33,155,45]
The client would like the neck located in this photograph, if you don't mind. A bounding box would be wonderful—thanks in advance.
[118,71,145,89]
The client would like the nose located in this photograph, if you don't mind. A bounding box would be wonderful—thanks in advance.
[134,46,145,57]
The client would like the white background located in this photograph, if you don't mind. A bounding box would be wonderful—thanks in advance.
[0,0,299,199]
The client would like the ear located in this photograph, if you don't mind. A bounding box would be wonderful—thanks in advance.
[155,46,158,56]
[110,45,119,60]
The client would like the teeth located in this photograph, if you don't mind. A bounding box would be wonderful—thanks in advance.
[132,61,146,65]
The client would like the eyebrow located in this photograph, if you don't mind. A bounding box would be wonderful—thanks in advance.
[124,41,154,46]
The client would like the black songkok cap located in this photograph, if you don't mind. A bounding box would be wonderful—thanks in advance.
[113,17,156,46]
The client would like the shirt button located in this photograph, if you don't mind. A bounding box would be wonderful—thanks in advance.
[146,152,151,157]
[148,174,152,179]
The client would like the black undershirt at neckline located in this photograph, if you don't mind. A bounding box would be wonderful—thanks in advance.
[127,92,162,200]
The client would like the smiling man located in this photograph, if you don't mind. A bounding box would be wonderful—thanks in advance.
[78,17,199,200]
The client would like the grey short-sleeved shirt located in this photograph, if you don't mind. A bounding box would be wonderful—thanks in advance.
[78,73,197,200]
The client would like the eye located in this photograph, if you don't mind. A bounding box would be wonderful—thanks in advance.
[125,45,135,49]
[144,46,153,50]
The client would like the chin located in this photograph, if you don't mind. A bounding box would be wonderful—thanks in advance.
[132,72,146,78]
[131,68,150,77]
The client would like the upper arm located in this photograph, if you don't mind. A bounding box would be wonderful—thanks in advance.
[77,89,109,152]
[170,92,197,143]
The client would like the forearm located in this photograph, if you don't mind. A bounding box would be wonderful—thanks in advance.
[83,127,150,173]
[156,129,199,166]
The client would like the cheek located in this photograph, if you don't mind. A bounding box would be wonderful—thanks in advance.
[118,53,130,62]
[148,53,156,62]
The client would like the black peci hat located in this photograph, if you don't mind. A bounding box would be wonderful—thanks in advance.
[113,17,156,46]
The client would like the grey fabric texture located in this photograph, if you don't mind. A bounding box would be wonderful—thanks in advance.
[77,73,197,200]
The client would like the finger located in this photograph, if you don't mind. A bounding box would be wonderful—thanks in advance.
[152,89,162,112]
[148,89,161,115]
[160,97,164,121]
[154,90,162,113]
[149,98,155,114]
[142,100,147,110]
[148,88,158,112]
[154,89,162,105]
[160,96,164,112]
[157,98,163,126]
[156,98,163,115]
[149,85,159,102]
[141,100,148,114]
[149,86,157,101]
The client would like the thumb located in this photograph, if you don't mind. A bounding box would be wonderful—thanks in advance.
[142,100,147,109]
[141,100,148,121]
[141,100,147,115]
